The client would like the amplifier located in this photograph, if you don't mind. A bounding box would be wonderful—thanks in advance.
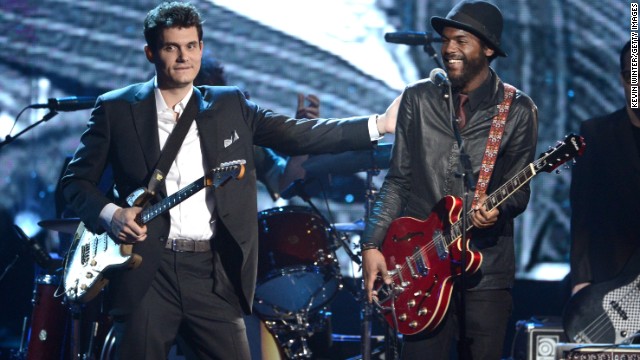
[512,317,569,360]
[555,343,640,359]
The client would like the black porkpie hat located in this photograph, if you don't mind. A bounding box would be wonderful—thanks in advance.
[431,0,507,57]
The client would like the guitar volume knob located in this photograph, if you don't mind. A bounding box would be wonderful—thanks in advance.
[407,299,416,307]
[398,314,407,321]
[409,321,418,329]
[418,308,428,316]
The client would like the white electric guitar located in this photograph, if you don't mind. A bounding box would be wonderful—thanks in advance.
[63,160,245,303]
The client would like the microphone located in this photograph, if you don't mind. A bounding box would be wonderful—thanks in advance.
[429,68,450,87]
[280,178,317,201]
[30,96,96,112]
[384,31,443,46]
[13,225,52,270]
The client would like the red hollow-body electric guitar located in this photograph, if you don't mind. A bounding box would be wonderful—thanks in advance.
[374,134,585,335]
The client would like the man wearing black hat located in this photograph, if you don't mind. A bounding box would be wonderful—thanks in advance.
[362,0,538,358]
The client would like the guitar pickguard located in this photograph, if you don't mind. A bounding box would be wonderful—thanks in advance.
[601,275,640,343]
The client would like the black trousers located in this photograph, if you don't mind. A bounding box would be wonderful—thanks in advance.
[112,249,250,360]
[401,288,512,360]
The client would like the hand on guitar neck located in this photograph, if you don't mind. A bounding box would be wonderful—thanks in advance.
[110,207,147,243]
[469,193,500,229]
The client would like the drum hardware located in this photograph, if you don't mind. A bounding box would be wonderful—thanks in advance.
[333,220,365,233]
[99,326,116,360]
[38,218,81,235]
[262,309,331,359]
[8,317,29,360]
[279,144,397,359]
[67,297,112,360]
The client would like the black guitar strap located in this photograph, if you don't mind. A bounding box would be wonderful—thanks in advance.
[147,89,200,195]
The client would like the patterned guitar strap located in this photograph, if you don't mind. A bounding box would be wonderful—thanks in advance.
[472,83,516,208]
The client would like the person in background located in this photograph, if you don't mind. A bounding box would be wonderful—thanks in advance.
[61,2,398,359]
[361,0,538,358]
[570,40,639,295]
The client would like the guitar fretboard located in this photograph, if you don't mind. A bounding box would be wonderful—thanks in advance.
[140,179,206,224]
[446,158,544,246]
[440,147,564,246]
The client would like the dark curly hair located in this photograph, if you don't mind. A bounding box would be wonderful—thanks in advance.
[144,2,203,50]
[194,57,227,86]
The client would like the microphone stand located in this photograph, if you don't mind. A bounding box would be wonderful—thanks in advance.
[360,165,378,360]
[446,83,475,359]
[423,43,444,70]
[421,40,476,358]
[0,110,58,150]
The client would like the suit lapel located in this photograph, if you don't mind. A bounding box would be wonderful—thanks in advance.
[129,84,220,189]
[194,86,219,169]
[132,80,161,174]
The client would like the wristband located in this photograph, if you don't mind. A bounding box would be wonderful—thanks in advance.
[360,242,379,251]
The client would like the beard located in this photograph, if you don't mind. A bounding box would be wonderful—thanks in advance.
[448,54,488,92]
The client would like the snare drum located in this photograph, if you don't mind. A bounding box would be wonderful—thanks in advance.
[26,274,69,360]
[254,206,340,318]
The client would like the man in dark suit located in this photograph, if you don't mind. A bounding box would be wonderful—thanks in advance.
[61,2,397,359]
[570,40,640,295]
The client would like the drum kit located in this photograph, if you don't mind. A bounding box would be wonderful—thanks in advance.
[7,144,392,360]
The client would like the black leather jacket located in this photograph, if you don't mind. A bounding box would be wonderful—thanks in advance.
[364,69,538,290]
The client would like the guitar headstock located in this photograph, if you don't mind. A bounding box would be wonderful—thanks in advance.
[535,133,586,173]
[207,160,246,187]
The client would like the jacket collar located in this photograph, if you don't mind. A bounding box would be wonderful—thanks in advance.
[130,79,206,176]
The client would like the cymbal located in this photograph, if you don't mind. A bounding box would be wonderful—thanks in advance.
[38,218,81,234]
[302,143,392,176]
[333,219,365,232]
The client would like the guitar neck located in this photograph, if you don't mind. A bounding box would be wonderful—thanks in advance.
[139,176,207,224]
[447,162,538,244]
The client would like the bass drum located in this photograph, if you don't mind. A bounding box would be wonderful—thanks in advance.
[26,274,69,360]
[254,206,340,319]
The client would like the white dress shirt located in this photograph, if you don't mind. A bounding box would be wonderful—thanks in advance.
[154,87,216,241]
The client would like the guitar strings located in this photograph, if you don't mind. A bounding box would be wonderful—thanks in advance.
[381,152,550,300]
[575,278,640,343]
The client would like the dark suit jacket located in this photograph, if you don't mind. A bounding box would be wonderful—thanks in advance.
[61,80,373,315]
[570,108,640,287]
